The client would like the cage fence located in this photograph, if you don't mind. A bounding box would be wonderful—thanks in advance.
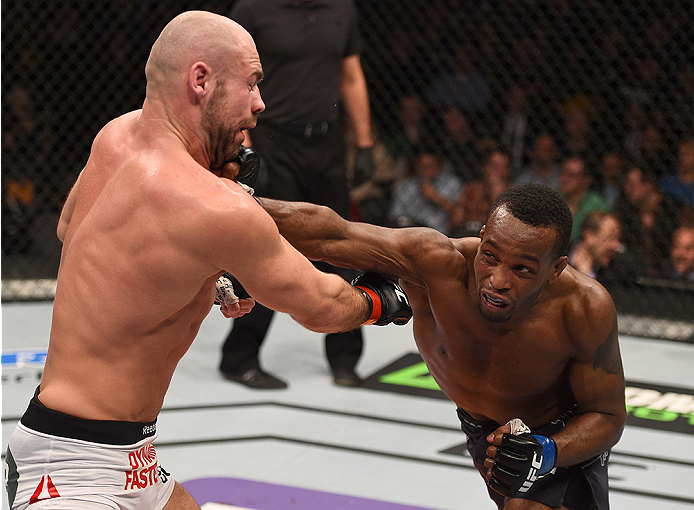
[2,0,693,341]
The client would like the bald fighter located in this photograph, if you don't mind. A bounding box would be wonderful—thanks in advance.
[4,11,410,510]
[259,183,626,509]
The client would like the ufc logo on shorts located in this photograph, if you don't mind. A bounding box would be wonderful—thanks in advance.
[519,452,542,492]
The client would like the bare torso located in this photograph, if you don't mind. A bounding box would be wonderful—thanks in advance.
[401,238,585,428]
[39,110,237,422]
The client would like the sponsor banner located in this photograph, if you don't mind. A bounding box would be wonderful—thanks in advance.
[1,350,47,385]
[361,352,694,435]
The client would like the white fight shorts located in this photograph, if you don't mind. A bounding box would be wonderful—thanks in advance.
[4,391,174,509]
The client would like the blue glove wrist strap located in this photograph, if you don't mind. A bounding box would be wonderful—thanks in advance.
[532,435,556,475]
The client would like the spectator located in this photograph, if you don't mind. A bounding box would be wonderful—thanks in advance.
[513,133,562,190]
[667,224,694,281]
[557,107,600,170]
[388,145,462,235]
[617,165,681,277]
[1,85,53,255]
[569,211,648,284]
[661,138,694,208]
[383,93,428,164]
[426,44,491,119]
[219,0,376,389]
[450,150,511,237]
[438,107,482,182]
[597,151,626,210]
[559,157,611,243]
[498,85,535,175]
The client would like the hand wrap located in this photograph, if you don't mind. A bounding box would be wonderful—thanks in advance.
[215,272,250,306]
[488,432,557,496]
[351,272,412,326]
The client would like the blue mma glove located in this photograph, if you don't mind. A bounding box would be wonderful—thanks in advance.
[488,433,557,496]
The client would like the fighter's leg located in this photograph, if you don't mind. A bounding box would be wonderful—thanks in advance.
[161,482,201,510]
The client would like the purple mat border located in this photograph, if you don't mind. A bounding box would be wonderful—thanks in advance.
[182,477,440,510]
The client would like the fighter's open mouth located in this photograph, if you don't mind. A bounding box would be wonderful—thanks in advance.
[483,293,507,308]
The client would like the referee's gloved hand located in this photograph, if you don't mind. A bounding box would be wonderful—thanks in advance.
[352,147,375,188]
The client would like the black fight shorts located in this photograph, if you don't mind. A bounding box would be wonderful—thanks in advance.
[457,407,610,509]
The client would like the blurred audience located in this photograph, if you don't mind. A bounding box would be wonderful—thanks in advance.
[388,145,462,234]
[667,224,694,281]
[596,151,626,210]
[616,165,681,277]
[438,107,482,182]
[450,150,511,237]
[513,133,561,190]
[559,157,611,244]
[384,93,428,164]
[498,85,535,175]
[661,138,694,209]
[569,211,648,284]
[426,44,491,120]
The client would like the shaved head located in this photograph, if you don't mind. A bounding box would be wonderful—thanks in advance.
[145,11,253,98]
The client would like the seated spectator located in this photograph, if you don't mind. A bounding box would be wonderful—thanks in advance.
[438,107,482,182]
[388,145,462,235]
[559,157,610,244]
[661,137,694,208]
[450,150,511,237]
[513,133,562,190]
[616,165,681,277]
[666,224,694,281]
[426,44,491,118]
[556,107,600,170]
[569,211,647,284]
[597,151,625,210]
[383,93,428,164]
[498,85,535,175]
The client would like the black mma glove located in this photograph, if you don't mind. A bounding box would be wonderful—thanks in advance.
[234,146,261,194]
[352,272,412,326]
[488,433,556,496]
[352,146,375,188]
[214,272,251,306]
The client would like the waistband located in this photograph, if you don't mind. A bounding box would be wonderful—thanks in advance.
[271,120,333,138]
[20,388,157,446]
[456,405,579,434]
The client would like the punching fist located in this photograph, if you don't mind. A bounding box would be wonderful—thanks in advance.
[352,272,412,326]
[234,146,261,194]
[486,425,557,496]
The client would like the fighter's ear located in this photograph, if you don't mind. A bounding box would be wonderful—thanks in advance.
[479,225,486,239]
[188,61,212,102]
[549,256,569,283]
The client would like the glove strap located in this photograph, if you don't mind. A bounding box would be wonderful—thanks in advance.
[356,286,382,325]
[532,435,557,475]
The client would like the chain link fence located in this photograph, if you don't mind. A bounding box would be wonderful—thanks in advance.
[2,1,693,340]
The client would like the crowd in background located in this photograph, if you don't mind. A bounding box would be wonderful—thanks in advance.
[2,0,694,286]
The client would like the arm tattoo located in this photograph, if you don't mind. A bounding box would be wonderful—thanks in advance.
[593,316,621,375]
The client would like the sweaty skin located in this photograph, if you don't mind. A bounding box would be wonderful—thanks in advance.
[40,12,371,428]
[259,198,626,473]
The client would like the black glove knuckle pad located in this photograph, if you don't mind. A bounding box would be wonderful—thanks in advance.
[235,146,261,190]
[351,272,412,326]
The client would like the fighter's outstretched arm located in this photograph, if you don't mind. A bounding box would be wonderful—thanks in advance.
[258,198,461,286]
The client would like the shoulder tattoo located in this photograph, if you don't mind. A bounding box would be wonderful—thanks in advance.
[593,315,622,375]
